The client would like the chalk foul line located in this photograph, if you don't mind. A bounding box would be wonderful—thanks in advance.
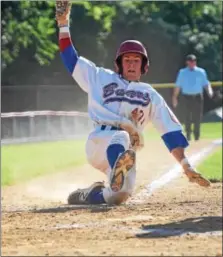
[128,139,222,203]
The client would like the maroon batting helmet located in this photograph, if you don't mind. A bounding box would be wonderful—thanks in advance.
[115,40,149,74]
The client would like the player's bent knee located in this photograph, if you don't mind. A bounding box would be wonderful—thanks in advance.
[110,131,131,150]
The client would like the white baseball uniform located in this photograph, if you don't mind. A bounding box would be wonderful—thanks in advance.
[72,56,182,172]
[59,34,188,203]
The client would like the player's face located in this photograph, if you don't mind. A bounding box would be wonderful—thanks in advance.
[187,60,196,69]
[122,53,142,81]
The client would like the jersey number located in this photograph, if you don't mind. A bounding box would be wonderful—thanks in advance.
[131,108,145,125]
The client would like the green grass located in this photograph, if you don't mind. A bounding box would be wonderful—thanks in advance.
[197,147,222,182]
[1,122,222,186]
[1,140,86,186]
[143,121,222,140]
[198,122,222,139]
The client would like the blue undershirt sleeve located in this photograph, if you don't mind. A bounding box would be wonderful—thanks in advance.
[162,130,189,152]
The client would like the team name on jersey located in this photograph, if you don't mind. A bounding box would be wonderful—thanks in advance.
[102,83,150,106]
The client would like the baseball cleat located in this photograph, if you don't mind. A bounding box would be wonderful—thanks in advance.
[184,168,211,187]
[67,181,105,205]
[110,149,136,192]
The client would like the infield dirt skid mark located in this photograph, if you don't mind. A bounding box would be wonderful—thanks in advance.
[2,139,222,256]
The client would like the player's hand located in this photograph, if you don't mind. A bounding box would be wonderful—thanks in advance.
[55,0,72,27]
[183,166,211,187]
[172,97,178,108]
[120,122,144,151]
[120,122,137,137]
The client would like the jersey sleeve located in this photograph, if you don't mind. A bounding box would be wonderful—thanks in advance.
[72,56,98,93]
[59,37,78,74]
[59,36,98,93]
[150,91,189,151]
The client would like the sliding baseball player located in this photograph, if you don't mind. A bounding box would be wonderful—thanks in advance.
[55,1,210,206]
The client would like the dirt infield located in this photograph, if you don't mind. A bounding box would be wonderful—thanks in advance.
[2,139,222,256]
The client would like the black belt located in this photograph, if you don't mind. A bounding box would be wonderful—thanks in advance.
[100,125,123,131]
[183,93,202,98]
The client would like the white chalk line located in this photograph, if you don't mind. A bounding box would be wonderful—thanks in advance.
[47,139,222,238]
[128,138,222,203]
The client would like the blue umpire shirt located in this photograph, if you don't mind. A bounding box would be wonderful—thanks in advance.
[175,66,210,95]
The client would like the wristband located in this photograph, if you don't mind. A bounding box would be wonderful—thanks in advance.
[59,26,70,33]
[181,158,190,167]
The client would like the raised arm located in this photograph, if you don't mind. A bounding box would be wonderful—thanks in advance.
[56,1,78,75]
[55,0,99,93]
[150,92,210,187]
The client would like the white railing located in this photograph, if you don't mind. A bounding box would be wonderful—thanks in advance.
[1,110,93,144]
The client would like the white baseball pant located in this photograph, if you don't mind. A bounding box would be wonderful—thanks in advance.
[85,126,136,204]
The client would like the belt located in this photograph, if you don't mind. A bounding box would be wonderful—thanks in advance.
[100,125,123,131]
[183,93,202,98]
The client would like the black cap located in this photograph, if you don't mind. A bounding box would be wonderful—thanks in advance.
[186,54,197,61]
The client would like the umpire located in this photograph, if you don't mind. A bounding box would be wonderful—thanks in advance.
[172,54,213,141]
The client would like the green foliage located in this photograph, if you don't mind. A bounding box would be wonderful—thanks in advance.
[1,1,222,80]
[161,1,222,80]
[1,1,58,69]
[1,1,116,70]
[112,1,222,80]
[71,1,115,32]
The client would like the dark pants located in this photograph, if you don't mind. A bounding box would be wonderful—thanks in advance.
[182,94,203,141]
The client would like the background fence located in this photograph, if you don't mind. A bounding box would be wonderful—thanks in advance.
[1,111,93,145]
[1,82,222,145]
[2,82,222,112]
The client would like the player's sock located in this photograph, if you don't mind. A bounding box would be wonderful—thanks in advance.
[88,190,106,204]
[106,144,125,169]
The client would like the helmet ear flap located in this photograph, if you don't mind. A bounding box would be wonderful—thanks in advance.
[143,62,149,74]
[114,61,119,73]
[115,56,123,74]
[141,57,149,74]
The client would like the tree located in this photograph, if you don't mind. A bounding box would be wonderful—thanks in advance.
[2,1,222,81]
[1,1,58,70]
[106,1,222,80]
[1,1,116,70]
[160,1,222,80]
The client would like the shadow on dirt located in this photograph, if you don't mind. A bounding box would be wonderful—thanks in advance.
[136,216,222,238]
[32,204,113,214]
